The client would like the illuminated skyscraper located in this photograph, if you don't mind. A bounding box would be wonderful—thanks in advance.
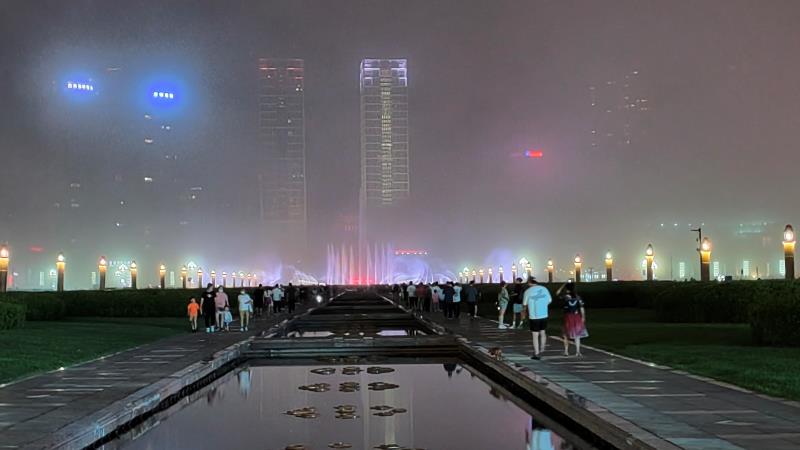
[257,58,307,225]
[360,59,409,207]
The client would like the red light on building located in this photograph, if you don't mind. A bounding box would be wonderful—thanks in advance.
[29,246,44,253]
[524,149,544,159]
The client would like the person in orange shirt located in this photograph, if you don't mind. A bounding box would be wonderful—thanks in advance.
[187,298,200,332]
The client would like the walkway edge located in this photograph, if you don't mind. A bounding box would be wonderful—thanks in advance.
[419,315,683,450]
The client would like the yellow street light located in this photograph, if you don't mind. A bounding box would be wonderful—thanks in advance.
[605,251,613,282]
[471,269,477,282]
[222,271,228,287]
[159,264,166,289]
[574,255,582,283]
[511,263,517,281]
[56,253,66,292]
[784,224,795,279]
[488,267,493,283]
[645,244,654,281]
[130,261,138,289]
[98,256,108,290]
[479,268,484,283]
[700,238,711,281]
[180,265,188,289]
[197,268,204,287]
[546,259,554,283]
[210,270,216,287]
[239,271,245,287]
[0,245,9,293]
[525,262,532,277]
[498,266,504,283]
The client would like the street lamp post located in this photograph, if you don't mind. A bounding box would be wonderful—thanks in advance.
[546,259,554,283]
[222,271,228,288]
[246,273,252,287]
[98,256,107,290]
[700,238,711,281]
[56,253,65,292]
[471,270,477,283]
[574,255,582,283]
[645,244,655,281]
[130,261,138,289]
[231,271,237,287]
[479,268,484,284]
[210,270,216,287]
[784,225,795,280]
[181,265,188,289]
[511,263,517,281]
[159,264,166,289]
[498,266,504,283]
[0,245,9,292]
[525,262,532,278]
[197,268,203,287]
[488,268,493,283]
[605,251,613,281]
[239,271,245,288]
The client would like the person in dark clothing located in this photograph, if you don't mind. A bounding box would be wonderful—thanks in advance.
[511,278,526,328]
[199,284,217,332]
[286,283,297,313]
[465,281,479,318]
[442,282,456,319]
[400,282,409,307]
[253,284,266,318]
[391,284,401,302]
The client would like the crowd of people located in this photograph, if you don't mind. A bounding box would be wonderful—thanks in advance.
[393,277,588,360]
[187,283,326,333]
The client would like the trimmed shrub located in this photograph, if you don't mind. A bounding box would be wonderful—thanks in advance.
[653,281,756,323]
[0,301,26,330]
[0,292,66,320]
[476,281,671,310]
[750,281,800,346]
[61,288,236,317]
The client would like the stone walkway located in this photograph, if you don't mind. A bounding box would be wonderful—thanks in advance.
[0,310,302,449]
[422,311,800,450]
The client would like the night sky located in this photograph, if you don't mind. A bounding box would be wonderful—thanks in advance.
[1,0,800,283]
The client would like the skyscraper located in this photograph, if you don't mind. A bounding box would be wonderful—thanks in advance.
[257,58,307,226]
[360,59,409,208]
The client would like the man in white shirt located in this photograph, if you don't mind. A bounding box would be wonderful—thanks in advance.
[522,277,552,360]
[406,283,418,311]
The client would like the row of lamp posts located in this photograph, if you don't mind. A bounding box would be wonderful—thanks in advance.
[0,249,260,292]
[455,224,797,284]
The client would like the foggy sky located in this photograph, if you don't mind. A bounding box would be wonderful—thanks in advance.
[1,0,800,283]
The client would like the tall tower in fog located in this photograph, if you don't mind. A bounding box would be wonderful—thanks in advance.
[257,58,307,227]
[359,59,409,208]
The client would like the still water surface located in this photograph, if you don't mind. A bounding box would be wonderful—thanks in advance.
[111,361,580,450]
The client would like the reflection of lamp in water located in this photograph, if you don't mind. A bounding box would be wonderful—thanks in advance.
[0,245,8,292]
[700,238,711,281]
[478,268,484,283]
[56,253,66,292]
[546,259,554,283]
[645,244,654,281]
[159,264,166,289]
[573,255,582,283]
[784,225,795,280]
[98,256,107,290]
[604,251,613,282]
[130,261,138,289]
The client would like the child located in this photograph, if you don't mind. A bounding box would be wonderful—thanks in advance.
[223,306,233,332]
[187,298,200,332]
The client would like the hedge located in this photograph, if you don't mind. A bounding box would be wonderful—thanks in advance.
[0,301,26,330]
[652,281,756,323]
[750,281,800,346]
[0,292,66,321]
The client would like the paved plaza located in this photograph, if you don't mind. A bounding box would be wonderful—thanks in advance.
[423,311,800,450]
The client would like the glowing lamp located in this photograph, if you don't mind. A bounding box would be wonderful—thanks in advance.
[645,244,655,281]
[604,251,613,282]
[574,255,582,283]
[56,253,66,292]
[98,256,108,290]
[159,264,167,289]
[700,237,712,281]
[130,261,138,289]
[784,225,796,279]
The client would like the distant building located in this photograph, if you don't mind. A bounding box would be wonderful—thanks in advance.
[359,59,409,208]
[588,70,649,150]
[257,58,307,226]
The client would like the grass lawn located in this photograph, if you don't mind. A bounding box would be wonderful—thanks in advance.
[0,317,187,384]
[545,308,800,401]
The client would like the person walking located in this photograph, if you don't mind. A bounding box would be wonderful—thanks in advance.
[453,282,463,319]
[557,282,588,357]
[286,283,297,313]
[214,287,230,332]
[422,282,432,312]
[431,282,442,313]
[187,297,200,332]
[238,289,253,331]
[253,284,266,318]
[465,281,479,319]
[497,281,510,329]
[416,282,428,312]
[511,278,525,328]
[522,277,552,360]
[401,282,409,307]
[442,281,455,319]
[271,284,284,313]
[406,282,418,311]
[200,284,217,333]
